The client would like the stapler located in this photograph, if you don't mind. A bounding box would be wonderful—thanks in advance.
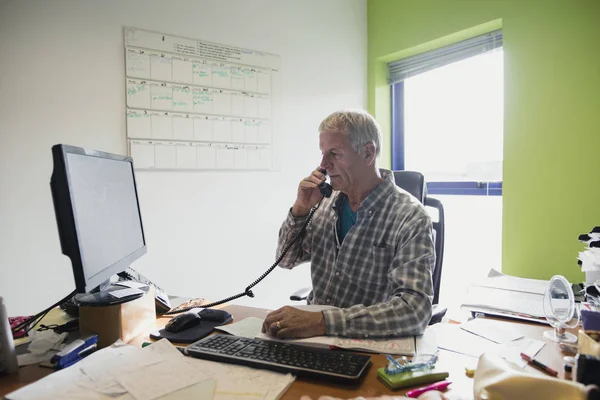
[49,334,98,369]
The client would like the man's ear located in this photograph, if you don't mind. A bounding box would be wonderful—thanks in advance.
[364,142,376,166]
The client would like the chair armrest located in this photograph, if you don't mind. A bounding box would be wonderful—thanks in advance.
[290,287,311,301]
[428,303,447,325]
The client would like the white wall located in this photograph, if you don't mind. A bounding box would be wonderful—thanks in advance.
[0,0,367,316]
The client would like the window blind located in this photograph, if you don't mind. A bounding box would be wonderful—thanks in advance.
[388,30,502,85]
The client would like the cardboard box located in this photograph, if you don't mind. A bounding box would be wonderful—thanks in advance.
[79,286,156,349]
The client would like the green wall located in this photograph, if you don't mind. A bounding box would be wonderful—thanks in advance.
[368,0,600,282]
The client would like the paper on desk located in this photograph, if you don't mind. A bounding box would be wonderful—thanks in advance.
[8,338,295,400]
[255,332,416,355]
[176,355,294,400]
[429,322,545,366]
[460,318,524,344]
[214,317,264,338]
[461,285,546,319]
[6,363,80,400]
[7,346,137,400]
[483,269,550,295]
[213,380,270,400]
[255,331,334,349]
[429,323,496,358]
[78,341,164,395]
[157,379,215,400]
[125,339,294,400]
[206,363,295,400]
[115,281,149,289]
[335,337,415,355]
[498,337,546,368]
[17,330,67,366]
[117,357,211,400]
[143,338,184,358]
[416,328,438,355]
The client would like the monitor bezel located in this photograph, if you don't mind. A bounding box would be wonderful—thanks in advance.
[50,144,147,293]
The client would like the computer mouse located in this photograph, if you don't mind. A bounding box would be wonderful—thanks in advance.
[198,309,230,322]
[164,312,201,333]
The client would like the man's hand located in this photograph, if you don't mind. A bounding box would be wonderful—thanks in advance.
[262,306,326,339]
[292,168,327,217]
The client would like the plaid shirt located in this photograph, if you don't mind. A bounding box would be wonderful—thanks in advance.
[277,170,434,338]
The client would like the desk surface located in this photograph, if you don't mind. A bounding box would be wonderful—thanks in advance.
[0,305,572,400]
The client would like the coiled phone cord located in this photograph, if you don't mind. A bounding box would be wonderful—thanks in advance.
[164,201,322,315]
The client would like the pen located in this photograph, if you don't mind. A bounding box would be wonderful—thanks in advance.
[520,353,558,377]
[406,380,452,398]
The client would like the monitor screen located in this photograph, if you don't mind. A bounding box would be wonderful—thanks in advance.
[51,145,147,293]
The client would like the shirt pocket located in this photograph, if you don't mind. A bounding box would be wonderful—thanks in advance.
[353,244,393,300]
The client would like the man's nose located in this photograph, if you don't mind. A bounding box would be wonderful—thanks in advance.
[319,155,331,171]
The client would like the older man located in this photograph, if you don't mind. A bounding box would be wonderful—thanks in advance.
[263,110,434,339]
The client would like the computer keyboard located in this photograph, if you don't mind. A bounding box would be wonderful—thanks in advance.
[186,334,371,382]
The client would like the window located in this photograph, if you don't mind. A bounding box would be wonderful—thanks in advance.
[390,31,503,195]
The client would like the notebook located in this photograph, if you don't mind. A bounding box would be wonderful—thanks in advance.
[377,367,449,390]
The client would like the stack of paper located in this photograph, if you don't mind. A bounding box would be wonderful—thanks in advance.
[578,227,600,277]
[6,339,295,400]
[255,331,418,355]
[460,269,549,324]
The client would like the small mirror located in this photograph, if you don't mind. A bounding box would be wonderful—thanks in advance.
[543,275,579,343]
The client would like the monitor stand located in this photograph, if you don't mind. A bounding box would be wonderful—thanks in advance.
[74,281,147,307]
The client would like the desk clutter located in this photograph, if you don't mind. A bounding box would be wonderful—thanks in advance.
[6,339,295,400]
[473,353,594,400]
[378,352,449,390]
[460,269,550,323]
[4,308,600,399]
[4,279,600,400]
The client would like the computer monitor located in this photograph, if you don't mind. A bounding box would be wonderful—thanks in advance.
[50,144,147,305]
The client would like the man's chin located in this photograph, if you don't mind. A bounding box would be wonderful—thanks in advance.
[330,182,345,193]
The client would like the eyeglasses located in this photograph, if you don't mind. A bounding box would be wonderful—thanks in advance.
[385,351,439,375]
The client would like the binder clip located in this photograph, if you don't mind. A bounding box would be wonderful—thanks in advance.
[49,334,98,369]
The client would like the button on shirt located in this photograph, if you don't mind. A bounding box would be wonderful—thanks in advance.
[277,169,434,338]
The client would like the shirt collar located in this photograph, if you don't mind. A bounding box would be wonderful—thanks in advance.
[330,169,395,213]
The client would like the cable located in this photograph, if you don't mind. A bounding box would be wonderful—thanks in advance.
[11,289,77,334]
[165,202,322,315]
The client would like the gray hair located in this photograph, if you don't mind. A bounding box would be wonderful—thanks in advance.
[318,110,382,157]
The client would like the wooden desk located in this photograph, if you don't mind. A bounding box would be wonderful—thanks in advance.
[0,306,573,400]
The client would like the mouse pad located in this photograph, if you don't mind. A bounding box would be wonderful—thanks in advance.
[150,315,233,344]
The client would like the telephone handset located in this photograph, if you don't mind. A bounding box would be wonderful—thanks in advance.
[318,169,333,198]
[166,171,328,315]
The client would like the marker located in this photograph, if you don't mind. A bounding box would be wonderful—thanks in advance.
[406,380,452,398]
[520,353,558,377]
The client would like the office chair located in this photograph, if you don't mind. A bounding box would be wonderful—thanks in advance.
[392,171,446,325]
[289,171,447,325]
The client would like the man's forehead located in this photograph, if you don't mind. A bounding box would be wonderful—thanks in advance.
[319,130,348,150]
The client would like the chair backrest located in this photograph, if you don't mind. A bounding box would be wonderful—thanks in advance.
[392,171,426,203]
[392,171,445,305]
